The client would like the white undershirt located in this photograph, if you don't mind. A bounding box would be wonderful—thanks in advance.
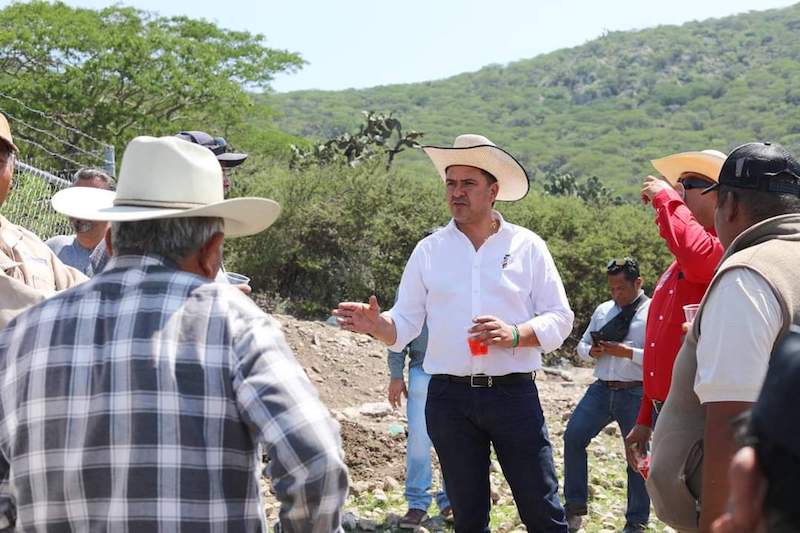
[387,213,574,376]
[695,268,783,404]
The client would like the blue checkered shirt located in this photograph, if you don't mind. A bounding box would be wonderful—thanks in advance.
[0,255,348,532]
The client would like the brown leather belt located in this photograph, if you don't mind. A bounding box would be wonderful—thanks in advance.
[600,379,643,391]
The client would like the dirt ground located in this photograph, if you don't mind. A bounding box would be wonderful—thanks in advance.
[272,313,594,487]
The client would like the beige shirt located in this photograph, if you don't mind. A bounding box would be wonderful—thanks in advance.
[0,214,87,329]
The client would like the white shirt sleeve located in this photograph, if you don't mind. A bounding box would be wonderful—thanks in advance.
[694,268,783,404]
[577,306,600,362]
[525,241,574,353]
[386,243,428,353]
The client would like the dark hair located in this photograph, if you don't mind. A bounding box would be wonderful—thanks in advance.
[0,141,13,160]
[606,257,640,282]
[717,181,800,224]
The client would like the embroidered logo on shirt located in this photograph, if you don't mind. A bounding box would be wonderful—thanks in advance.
[501,254,511,269]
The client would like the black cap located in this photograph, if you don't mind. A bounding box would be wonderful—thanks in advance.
[175,131,248,168]
[702,142,800,196]
[749,325,800,522]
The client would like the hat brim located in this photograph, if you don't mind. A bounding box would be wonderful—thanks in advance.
[422,144,529,201]
[51,187,280,238]
[217,152,248,168]
[650,151,725,186]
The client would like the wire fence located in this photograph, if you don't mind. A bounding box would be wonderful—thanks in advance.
[1,98,115,241]
[5,158,73,240]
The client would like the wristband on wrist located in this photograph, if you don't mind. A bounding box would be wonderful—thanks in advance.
[511,325,520,348]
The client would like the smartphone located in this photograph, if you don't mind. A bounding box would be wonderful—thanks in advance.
[590,331,602,345]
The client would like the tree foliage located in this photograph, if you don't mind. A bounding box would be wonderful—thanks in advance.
[266,3,800,197]
[0,1,304,166]
[289,111,423,170]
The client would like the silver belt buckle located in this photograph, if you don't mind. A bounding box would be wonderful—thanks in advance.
[470,374,493,388]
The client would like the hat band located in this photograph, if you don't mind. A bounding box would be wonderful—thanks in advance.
[113,198,209,209]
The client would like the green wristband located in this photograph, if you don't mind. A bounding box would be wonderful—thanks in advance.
[511,325,519,348]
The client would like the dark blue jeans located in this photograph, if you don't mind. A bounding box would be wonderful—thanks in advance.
[563,380,650,526]
[426,378,567,533]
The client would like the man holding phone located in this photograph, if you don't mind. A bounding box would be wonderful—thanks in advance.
[563,258,651,532]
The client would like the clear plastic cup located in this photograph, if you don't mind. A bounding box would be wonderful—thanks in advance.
[683,304,700,323]
[226,272,251,286]
[467,336,488,356]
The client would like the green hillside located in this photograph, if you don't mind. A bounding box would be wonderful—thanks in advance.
[265,3,800,196]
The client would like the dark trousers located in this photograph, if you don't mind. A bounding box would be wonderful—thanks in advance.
[425,377,568,533]
[563,380,650,526]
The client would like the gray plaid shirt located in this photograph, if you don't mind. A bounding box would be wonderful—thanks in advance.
[0,255,348,533]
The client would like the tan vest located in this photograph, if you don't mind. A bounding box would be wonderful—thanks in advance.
[647,213,800,531]
[0,214,87,328]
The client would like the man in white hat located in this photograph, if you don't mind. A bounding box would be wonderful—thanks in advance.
[0,136,348,532]
[335,134,573,532]
[0,113,87,328]
[623,149,725,480]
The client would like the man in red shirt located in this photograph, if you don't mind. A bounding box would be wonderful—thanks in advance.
[624,150,726,468]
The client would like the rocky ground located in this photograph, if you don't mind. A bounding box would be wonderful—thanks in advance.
[261,313,674,532]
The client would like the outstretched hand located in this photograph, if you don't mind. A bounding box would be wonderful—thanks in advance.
[333,295,381,336]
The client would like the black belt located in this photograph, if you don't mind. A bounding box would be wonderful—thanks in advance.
[599,380,642,391]
[432,372,533,388]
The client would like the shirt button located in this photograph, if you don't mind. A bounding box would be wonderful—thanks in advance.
[669,290,674,295]
[650,371,654,377]
[650,342,655,347]
[658,315,663,320]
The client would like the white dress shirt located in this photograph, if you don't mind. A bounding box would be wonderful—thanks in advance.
[387,212,574,376]
[576,292,649,382]
[695,268,782,404]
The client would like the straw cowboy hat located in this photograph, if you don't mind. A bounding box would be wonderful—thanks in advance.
[51,136,280,237]
[650,149,727,186]
[422,134,530,201]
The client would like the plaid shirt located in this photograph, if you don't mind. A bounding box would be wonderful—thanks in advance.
[0,255,348,533]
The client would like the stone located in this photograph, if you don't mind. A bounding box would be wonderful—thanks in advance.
[359,402,392,418]
[341,511,358,531]
[383,476,400,491]
[371,488,387,503]
[357,518,378,531]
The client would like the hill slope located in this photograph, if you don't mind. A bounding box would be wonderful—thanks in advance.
[265,4,800,195]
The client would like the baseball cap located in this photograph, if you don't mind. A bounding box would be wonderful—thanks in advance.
[0,113,19,153]
[175,131,247,168]
[702,142,800,196]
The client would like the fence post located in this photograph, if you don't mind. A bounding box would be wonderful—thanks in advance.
[103,144,116,177]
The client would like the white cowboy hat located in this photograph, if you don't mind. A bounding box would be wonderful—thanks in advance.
[422,134,529,201]
[51,136,280,237]
[650,149,727,186]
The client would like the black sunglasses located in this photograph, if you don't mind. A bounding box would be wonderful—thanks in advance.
[607,257,637,271]
[678,177,715,191]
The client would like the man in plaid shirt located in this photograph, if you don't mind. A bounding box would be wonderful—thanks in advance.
[0,136,348,532]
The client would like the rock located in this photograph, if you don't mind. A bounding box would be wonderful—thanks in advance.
[490,488,500,504]
[603,425,618,436]
[359,402,392,418]
[613,479,625,488]
[383,476,400,491]
[324,315,339,327]
[342,511,358,531]
[311,366,321,374]
[384,513,400,527]
[350,480,370,497]
[372,488,387,503]
[312,334,321,346]
[562,411,572,422]
[542,367,574,381]
[490,460,501,473]
[357,518,378,531]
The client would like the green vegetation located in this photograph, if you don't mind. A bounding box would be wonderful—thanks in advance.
[228,160,672,351]
[266,3,800,197]
[0,0,303,167]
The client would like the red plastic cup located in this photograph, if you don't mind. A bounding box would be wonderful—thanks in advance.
[467,336,488,356]
[637,454,651,480]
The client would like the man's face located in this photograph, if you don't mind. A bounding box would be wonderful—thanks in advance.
[678,172,717,228]
[69,177,111,236]
[445,165,498,223]
[607,272,641,307]
[714,190,738,249]
[0,147,14,207]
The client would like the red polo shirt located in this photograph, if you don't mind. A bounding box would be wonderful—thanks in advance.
[636,188,724,427]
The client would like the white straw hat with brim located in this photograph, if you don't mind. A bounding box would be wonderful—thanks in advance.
[422,134,530,201]
[650,149,727,186]
[51,136,280,238]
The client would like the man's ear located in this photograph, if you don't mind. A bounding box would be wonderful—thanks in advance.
[635,277,644,292]
[104,228,114,256]
[197,232,225,280]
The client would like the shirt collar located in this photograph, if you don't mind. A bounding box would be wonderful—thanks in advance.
[104,253,181,272]
[445,210,510,236]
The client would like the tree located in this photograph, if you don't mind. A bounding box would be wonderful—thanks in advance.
[289,111,423,170]
[0,1,304,166]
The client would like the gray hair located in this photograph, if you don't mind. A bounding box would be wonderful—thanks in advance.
[111,216,224,263]
[73,167,116,190]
